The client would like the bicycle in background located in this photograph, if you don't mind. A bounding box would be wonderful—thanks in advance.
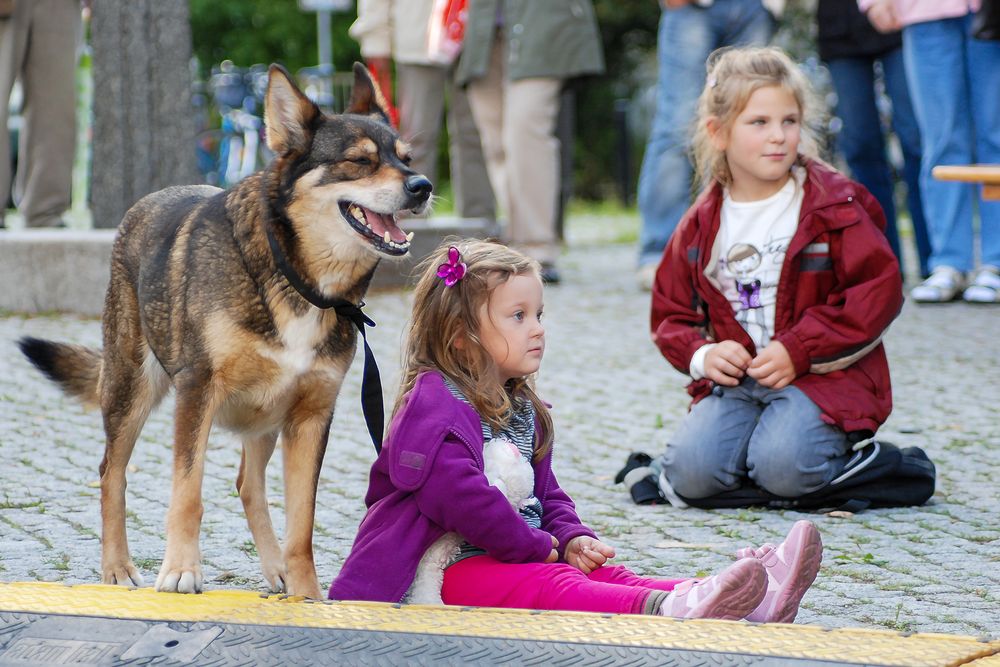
[194,61,273,188]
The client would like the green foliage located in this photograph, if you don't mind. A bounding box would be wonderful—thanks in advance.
[189,0,361,77]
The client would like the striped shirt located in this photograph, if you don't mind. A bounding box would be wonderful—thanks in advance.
[441,376,543,563]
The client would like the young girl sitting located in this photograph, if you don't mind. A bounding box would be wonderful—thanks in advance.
[331,239,822,622]
[649,46,904,506]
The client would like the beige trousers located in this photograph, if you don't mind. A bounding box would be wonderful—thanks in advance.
[397,62,495,221]
[466,32,562,264]
[0,0,80,227]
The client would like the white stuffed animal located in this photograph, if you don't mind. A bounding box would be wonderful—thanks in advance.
[406,437,535,604]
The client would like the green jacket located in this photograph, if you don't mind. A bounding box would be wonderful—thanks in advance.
[456,0,605,85]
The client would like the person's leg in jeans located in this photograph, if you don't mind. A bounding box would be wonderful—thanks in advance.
[743,382,851,497]
[903,18,975,274]
[637,7,712,271]
[881,47,932,278]
[659,382,762,500]
[966,22,1000,271]
[636,0,773,271]
[827,56,902,264]
[446,69,496,221]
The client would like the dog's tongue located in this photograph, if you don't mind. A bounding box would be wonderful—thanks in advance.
[363,207,406,243]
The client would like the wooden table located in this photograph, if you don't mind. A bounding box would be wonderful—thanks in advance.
[931,164,1000,200]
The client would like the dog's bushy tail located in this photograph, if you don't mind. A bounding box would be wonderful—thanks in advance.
[19,337,102,409]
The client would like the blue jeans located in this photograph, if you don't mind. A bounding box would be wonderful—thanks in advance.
[659,379,851,499]
[827,50,931,278]
[903,15,1000,272]
[636,0,774,267]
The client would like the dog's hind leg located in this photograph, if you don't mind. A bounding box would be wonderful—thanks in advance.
[280,403,335,600]
[99,341,170,588]
[155,373,218,594]
[236,431,287,593]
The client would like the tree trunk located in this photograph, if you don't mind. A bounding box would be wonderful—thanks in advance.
[89,0,197,228]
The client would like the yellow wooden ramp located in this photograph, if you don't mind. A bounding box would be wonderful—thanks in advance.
[0,582,997,666]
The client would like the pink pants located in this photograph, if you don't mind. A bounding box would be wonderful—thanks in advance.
[441,556,685,614]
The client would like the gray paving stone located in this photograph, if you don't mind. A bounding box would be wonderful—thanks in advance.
[1,237,998,639]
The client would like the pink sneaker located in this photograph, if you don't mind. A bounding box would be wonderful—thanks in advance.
[735,520,823,623]
[659,558,766,620]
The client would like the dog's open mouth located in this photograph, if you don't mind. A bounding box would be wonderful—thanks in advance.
[340,201,412,256]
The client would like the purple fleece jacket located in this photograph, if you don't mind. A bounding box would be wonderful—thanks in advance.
[329,371,597,602]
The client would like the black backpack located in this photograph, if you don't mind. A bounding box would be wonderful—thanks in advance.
[616,441,936,513]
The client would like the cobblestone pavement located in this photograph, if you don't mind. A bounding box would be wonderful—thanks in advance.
[1,234,997,639]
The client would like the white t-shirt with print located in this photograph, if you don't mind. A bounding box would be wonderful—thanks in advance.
[690,174,805,379]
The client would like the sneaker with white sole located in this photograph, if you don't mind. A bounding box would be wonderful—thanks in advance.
[735,520,823,623]
[659,557,766,620]
[910,266,965,303]
[962,265,1000,303]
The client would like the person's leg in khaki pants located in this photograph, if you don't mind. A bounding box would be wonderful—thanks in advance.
[10,0,80,228]
[445,74,494,221]
[503,76,561,266]
[398,62,495,222]
[397,63,448,192]
[0,0,30,227]
[467,32,561,270]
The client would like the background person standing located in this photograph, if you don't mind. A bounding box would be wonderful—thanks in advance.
[0,0,83,229]
[634,0,777,290]
[817,0,930,279]
[862,0,1000,303]
[350,0,495,223]
[457,0,605,284]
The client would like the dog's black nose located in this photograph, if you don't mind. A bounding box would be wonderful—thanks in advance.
[404,175,433,200]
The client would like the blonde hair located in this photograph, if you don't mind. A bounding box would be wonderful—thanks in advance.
[394,238,553,459]
[692,46,822,189]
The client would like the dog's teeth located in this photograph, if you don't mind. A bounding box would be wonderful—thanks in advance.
[405,232,414,242]
[383,231,392,244]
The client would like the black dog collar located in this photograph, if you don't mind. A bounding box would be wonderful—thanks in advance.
[265,223,384,452]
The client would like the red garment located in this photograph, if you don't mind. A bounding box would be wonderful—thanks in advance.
[650,161,903,434]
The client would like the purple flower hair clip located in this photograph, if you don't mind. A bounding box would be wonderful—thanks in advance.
[436,246,467,287]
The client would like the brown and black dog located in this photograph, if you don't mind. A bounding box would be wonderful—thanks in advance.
[19,63,430,599]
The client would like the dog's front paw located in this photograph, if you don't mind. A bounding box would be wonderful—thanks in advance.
[285,572,322,600]
[261,561,287,594]
[102,561,145,588]
[155,562,204,594]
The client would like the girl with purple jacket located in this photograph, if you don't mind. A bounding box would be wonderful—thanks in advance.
[331,239,822,621]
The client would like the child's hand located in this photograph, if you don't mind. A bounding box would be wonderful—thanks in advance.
[545,534,559,563]
[864,0,901,33]
[748,340,796,388]
[564,536,616,574]
[703,340,752,385]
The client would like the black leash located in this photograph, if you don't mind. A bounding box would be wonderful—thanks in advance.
[265,224,384,452]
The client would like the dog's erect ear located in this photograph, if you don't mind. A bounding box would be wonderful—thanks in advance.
[264,64,321,155]
[344,62,392,126]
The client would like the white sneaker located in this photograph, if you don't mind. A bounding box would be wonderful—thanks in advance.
[659,558,766,620]
[962,265,1000,303]
[910,266,965,303]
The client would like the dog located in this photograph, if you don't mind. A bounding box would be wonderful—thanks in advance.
[18,63,431,600]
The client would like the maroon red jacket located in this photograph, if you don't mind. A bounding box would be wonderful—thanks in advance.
[650,161,903,434]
